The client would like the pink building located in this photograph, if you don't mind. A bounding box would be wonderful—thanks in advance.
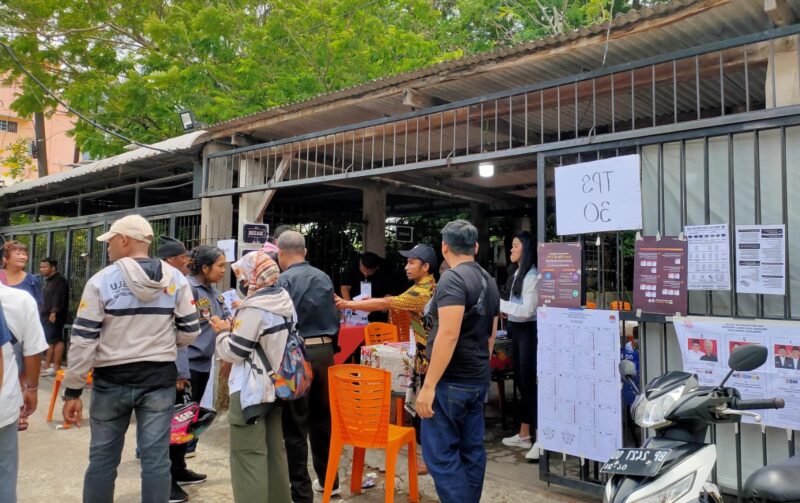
[0,82,77,183]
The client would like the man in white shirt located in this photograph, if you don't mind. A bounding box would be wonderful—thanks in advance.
[0,281,47,501]
[792,347,800,371]
[688,340,705,362]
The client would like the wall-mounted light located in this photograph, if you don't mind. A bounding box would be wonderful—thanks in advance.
[179,109,199,131]
[478,162,495,178]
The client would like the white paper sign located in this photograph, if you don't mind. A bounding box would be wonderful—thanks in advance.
[735,225,785,295]
[221,289,240,314]
[537,307,622,462]
[218,239,237,263]
[555,154,642,236]
[686,224,730,291]
[674,316,800,430]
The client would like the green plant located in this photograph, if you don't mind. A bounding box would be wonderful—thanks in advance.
[1,138,34,182]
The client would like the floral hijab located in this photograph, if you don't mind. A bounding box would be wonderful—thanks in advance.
[231,250,280,296]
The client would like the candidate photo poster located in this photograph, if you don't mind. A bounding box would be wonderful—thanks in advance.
[674,317,800,429]
[537,307,622,462]
[633,236,688,316]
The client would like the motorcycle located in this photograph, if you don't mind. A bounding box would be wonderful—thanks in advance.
[602,344,787,503]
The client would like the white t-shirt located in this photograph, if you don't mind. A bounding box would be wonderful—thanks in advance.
[0,283,48,428]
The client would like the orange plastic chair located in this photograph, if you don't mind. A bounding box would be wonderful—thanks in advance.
[364,322,399,346]
[389,310,411,342]
[324,365,418,503]
[47,369,92,423]
[611,300,632,311]
[364,322,405,425]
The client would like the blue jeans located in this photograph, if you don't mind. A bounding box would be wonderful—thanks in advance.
[0,422,18,503]
[83,378,175,503]
[421,380,489,503]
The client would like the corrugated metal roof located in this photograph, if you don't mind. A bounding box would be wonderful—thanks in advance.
[0,130,208,197]
[207,0,715,134]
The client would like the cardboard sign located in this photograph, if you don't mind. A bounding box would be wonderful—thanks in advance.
[633,236,688,316]
[555,155,642,236]
[537,242,582,308]
[242,223,270,244]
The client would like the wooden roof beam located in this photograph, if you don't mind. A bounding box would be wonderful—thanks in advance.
[765,0,796,26]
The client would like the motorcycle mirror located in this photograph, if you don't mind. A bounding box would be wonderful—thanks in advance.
[728,344,768,372]
[619,359,637,379]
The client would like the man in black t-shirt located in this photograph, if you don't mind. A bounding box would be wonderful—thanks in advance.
[340,252,394,322]
[416,220,500,503]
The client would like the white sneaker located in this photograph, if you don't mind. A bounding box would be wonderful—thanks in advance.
[312,478,341,496]
[41,367,56,377]
[501,434,533,449]
[525,442,543,461]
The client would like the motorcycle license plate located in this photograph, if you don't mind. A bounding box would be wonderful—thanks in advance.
[600,448,671,477]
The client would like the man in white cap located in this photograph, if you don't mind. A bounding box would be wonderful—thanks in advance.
[62,214,201,503]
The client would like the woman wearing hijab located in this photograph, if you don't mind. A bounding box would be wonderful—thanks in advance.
[499,231,542,461]
[210,251,293,503]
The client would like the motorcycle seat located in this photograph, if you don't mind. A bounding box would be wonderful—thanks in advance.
[744,455,800,502]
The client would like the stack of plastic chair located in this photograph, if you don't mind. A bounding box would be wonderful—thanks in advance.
[364,322,399,345]
[389,309,411,342]
[363,322,405,425]
[324,365,418,503]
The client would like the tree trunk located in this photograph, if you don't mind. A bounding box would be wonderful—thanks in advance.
[33,111,48,178]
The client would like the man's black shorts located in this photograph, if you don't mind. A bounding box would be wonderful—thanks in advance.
[42,320,65,345]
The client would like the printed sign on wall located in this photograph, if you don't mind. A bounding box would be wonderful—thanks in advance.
[537,242,582,308]
[555,154,642,236]
[633,236,688,316]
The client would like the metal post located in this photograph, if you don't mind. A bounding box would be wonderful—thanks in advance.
[736,423,743,503]
[537,153,546,244]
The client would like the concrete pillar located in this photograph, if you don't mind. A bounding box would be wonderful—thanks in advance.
[237,156,267,258]
[512,216,532,234]
[363,186,387,257]
[766,35,800,108]
[469,203,490,265]
[199,142,234,412]
[200,142,234,246]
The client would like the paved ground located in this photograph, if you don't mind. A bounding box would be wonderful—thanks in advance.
[17,376,600,502]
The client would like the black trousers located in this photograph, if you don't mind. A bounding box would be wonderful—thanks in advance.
[169,369,209,475]
[509,320,538,428]
[282,342,339,503]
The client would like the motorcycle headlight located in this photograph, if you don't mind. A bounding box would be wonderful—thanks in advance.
[633,384,686,429]
[637,472,695,503]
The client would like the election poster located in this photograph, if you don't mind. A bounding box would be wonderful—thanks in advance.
[554,155,642,236]
[633,236,688,316]
[537,307,622,462]
[537,242,582,308]
[686,224,730,291]
[674,316,800,429]
[735,225,786,295]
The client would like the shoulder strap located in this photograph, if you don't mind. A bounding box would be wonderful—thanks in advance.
[448,265,489,316]
[254,343,273,374]
[253,315,295,374]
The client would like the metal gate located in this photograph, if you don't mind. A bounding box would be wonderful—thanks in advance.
[536,114,800,498]
[3,201,201,324]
